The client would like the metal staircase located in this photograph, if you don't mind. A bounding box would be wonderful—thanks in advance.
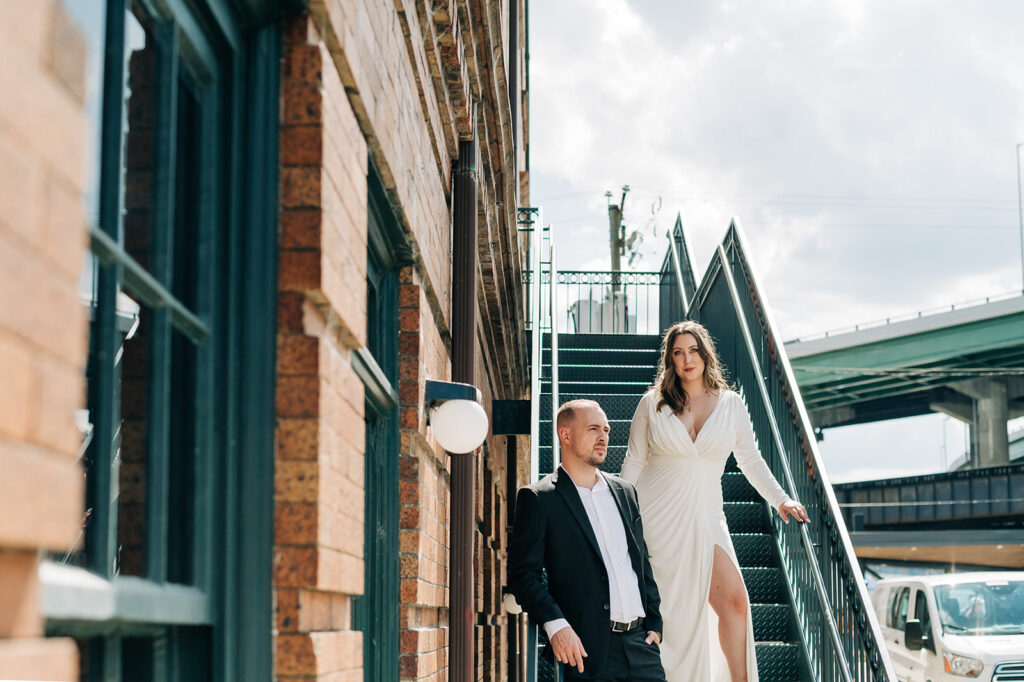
[521,211,897,682]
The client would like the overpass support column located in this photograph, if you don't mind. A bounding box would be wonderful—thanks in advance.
[953,379,1010,467]
[975,379,1009,467]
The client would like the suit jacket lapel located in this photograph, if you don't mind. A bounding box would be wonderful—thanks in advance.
[554,469,603,562]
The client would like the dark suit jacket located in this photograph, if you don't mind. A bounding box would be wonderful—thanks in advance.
[508,468,663,678]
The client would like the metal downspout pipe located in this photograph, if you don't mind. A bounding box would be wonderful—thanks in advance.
[451,134,478,682]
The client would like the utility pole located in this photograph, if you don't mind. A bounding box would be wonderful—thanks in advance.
[606,185,630,290]
[1017,144,1024,292]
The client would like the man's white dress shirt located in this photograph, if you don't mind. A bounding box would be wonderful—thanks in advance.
[544,468,646,639]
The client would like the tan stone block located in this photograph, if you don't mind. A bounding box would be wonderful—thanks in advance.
[298,589,332,631]
[0,550,40,637]
[0,636,78,682]
[46,2,87,103]
[0,334,35,440]
[30,356,84,456]
[40,172,87,282]
[0,441,83,550]
[317,547,363,595]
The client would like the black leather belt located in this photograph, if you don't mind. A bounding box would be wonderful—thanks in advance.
[610,617,643,633]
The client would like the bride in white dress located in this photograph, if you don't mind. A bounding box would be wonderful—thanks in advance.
[620,321,809,682]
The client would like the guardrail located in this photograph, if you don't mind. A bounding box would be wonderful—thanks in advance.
[690,220,896,682]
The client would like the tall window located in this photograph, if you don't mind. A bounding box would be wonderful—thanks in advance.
[45,1,281,679]
[354,173,405,680]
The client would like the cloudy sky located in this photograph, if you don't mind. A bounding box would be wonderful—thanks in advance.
[528,0,1024,481]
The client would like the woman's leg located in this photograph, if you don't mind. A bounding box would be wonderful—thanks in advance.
[708,544,749,682]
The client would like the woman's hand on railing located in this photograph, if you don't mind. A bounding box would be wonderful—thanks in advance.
[777,499,810,524]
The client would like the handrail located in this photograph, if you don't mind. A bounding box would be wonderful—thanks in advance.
[549,241,560,469]
[713,242,854,682]
[528,211,543,483]
[690,218,895,681]
[666,227,689,318]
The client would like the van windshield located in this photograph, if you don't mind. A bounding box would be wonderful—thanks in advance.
[934,580,1024,635]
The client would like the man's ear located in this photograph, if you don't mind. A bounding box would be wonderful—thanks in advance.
[557,425,570,446]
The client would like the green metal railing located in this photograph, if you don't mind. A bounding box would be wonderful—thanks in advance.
[690,220,896,682]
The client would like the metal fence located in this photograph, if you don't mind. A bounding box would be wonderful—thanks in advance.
[691,221,895,682]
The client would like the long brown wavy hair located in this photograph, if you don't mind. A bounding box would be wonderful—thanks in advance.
[654,320,730,414]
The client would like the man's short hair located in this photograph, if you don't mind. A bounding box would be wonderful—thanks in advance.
[556,399,603,431]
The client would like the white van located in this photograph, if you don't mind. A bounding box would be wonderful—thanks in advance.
[871,572,1024,681]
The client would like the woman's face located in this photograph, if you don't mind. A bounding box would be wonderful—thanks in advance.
[671,332,705,383]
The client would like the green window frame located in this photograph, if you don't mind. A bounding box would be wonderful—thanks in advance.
[44,1,281,679]
[352,171,410,681]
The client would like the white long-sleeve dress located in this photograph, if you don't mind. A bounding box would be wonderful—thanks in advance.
[619,389,790,682]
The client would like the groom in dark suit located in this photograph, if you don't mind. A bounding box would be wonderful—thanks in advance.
[508,399,667,681]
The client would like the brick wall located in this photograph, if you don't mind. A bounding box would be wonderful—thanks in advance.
[275,15,368,680]
[0,1,88,680]
[278,0,528,678]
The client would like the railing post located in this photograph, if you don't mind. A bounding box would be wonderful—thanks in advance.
[550,242,559,469]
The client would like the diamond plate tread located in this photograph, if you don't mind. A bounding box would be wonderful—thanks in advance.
[725,454,740,472]
[724,502,770,533]
[741,567,787,605]
[542,363,656,384]
[755,642,807,681]
[732,533,776,568]
[752,604,798,642]
[722,472,760,502]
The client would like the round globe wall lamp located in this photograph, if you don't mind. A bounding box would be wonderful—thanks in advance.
[425,379,489,454]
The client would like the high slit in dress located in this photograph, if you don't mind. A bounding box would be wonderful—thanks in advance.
[619,389,790,682]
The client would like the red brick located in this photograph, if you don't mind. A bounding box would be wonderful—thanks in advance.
[282,44,322,84]
[281,208,322,249]
[275,503,318,546]
[274,546,318,587]
[279,249,322,291]
[278,334,320,375]
[281,125,323,166]
[276,375,320,418]
[276,418,319,460]
[275,460,320,503]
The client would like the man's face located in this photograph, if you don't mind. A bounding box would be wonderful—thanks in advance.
[560,405,610,467]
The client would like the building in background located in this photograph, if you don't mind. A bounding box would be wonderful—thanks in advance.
[0,0,530,680]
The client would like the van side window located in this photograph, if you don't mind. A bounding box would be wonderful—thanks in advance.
[913,589,931,635]
[892,588,910,630]
[884,589,897,627]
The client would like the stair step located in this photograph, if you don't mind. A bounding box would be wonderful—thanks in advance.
[542,363,656,384]
[722,472,759,502]
[543,380,651,395]
[539,332,662,350]
[732,534,775,568]
[539,394,646,422]
[752,604,798,642]
[724,502,770,534]
[755,642,806,680]
[742,567,788,605]
[541,347,660,366]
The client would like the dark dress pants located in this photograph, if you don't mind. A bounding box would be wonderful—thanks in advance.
[563,628,667,682]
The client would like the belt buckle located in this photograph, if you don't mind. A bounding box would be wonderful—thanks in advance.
[611,620,627,633]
